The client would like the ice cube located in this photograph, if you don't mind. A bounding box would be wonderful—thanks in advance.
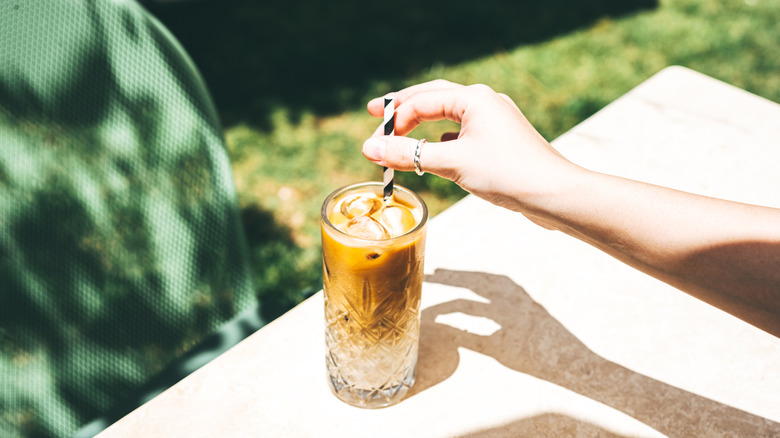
[379,205,416,237]
[340,194,382,219]
[344,215,390,240]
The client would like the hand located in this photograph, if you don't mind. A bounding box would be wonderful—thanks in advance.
[364,81,780,336]
[363,80,583,219]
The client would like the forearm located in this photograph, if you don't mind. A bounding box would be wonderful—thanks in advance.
[533,167,780,336]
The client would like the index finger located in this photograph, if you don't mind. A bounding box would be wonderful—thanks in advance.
[367,79,464,116]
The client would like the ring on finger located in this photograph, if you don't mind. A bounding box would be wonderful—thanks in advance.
[414,138,426,176]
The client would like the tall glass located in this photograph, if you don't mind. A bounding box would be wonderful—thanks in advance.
[321,182,428,408]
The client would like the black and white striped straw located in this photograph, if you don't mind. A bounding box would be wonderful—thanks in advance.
[382,96,395,201]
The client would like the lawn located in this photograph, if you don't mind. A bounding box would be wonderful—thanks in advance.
[145,0,780,317]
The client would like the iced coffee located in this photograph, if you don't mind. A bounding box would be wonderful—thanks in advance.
[321,182,428,408]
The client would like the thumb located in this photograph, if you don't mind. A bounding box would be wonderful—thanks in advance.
[363,136,448,176]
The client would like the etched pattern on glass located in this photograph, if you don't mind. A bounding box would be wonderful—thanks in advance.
[323,257,421,407]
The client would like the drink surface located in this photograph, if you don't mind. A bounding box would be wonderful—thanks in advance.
[328,189,421,239]
[321,183,428,407]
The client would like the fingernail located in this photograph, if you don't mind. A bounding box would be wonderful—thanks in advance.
[363,138,386,161]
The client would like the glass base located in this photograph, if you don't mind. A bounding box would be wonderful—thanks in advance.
[327,367,416,409]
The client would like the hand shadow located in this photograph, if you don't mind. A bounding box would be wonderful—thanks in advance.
[410,269,779,437]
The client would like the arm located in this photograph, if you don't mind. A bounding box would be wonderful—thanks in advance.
[363,80,780,336]
[547,169,780,335]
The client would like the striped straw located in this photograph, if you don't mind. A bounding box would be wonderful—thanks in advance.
[382,96,395,201]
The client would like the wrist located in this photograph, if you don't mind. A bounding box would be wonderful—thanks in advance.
[505,160,595,232]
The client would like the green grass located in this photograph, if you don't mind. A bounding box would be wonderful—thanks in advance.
[156,0,780,314]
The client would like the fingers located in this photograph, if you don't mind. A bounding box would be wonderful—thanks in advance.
[377,88,469,136]
[363,135,450,177]
[363,81,519,185]
[368,82,510,137]
[392,87,472,135]
[368,80,471,136]
[366,79,462,116]
[362,136,418,172]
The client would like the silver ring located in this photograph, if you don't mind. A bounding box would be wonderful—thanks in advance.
[414,138,426,176]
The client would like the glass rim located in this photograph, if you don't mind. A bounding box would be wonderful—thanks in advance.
[321,182,429,242]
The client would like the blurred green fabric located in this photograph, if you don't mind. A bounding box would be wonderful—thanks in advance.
[0,0,259,436]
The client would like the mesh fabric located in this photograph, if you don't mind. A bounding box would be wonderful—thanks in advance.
[0,1,256,436]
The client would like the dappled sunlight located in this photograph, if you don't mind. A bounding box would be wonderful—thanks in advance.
[1,1,257,435]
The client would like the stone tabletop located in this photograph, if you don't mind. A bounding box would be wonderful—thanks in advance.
[98,66,780,437]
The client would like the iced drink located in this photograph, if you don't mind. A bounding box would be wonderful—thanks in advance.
[321,182,428,408]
